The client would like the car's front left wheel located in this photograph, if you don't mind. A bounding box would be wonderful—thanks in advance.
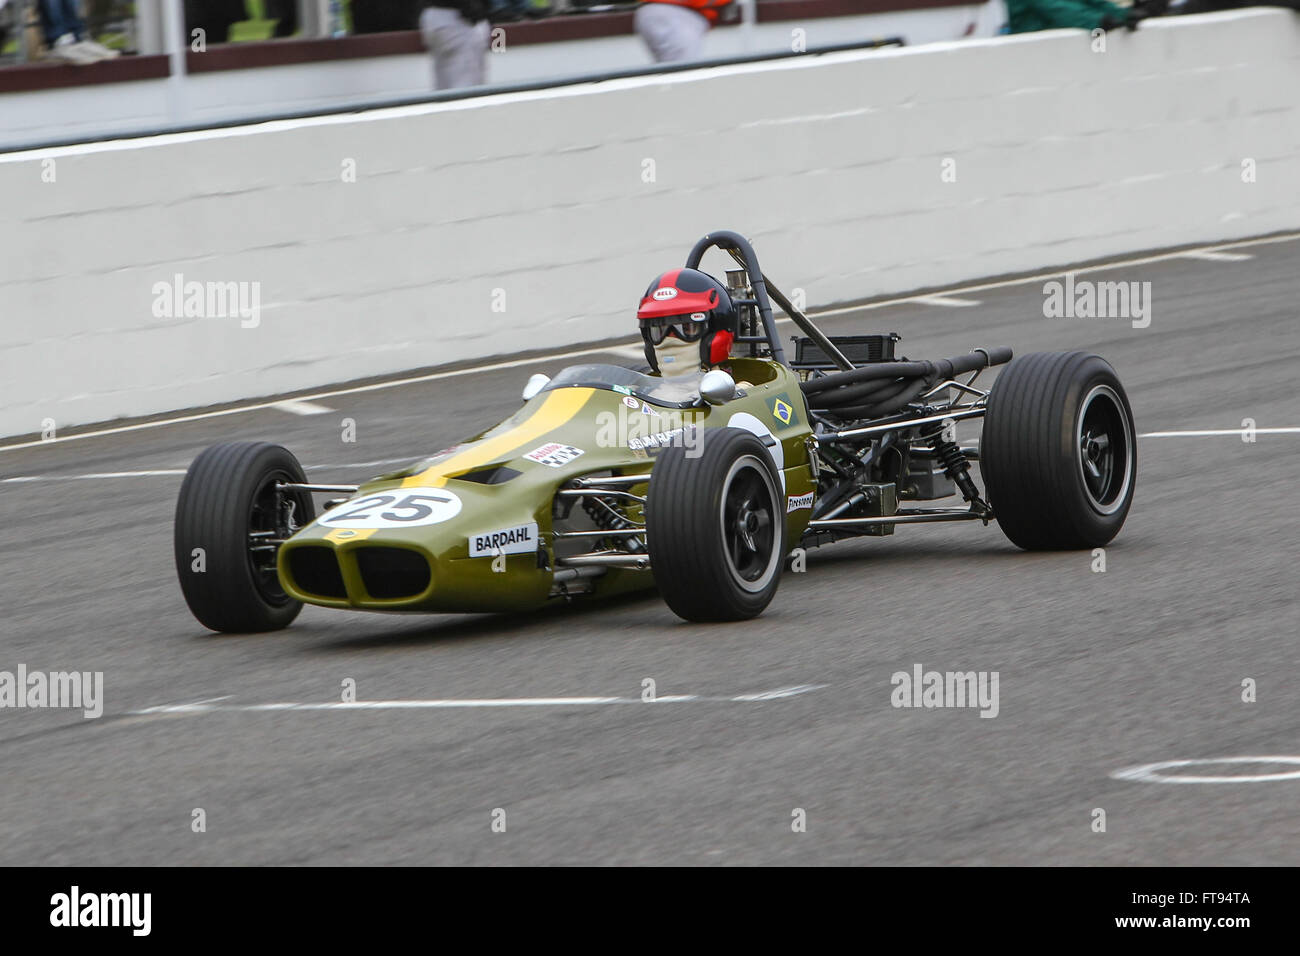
[646,428,785,622]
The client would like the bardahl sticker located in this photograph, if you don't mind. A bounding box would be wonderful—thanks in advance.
[469,521,539,558]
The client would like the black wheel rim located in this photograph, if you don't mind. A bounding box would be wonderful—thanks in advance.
[719,455,780,592]
[1077,384,1134,515]
[246,471,307,606]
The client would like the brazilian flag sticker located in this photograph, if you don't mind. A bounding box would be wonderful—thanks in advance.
[771,395,798,427]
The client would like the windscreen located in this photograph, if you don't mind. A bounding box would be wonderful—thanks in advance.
[542,364,702,408]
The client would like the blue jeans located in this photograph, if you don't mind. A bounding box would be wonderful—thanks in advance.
[40,0,87,44]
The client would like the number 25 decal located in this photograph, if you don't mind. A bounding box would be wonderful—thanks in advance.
[317,487,464,529]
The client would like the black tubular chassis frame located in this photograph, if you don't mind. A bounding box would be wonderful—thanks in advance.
[687,230,1014,544]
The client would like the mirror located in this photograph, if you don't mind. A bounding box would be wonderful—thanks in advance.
[700,369,737,405]
[521,373,550,401]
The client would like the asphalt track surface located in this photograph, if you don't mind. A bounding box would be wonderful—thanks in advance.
[2,237,1298,865]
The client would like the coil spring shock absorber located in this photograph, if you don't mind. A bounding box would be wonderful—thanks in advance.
[582,495,646,552]
[930,421,991,517]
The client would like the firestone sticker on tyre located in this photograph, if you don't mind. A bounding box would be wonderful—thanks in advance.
[523,443,585,467]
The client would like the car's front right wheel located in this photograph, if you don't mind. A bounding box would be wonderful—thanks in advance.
[645,428,786,622]
[174,441,315,633]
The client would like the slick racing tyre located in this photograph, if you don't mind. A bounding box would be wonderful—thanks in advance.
[646,428,785,622]
[174,442,316,632]
[981,351,1136,550]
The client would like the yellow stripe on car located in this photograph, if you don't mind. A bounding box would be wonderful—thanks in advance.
[401,387,596,487]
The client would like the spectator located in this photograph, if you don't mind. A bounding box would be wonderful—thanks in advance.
[266,0,298,38]
[419,1,490,90]
[184,0,246,46]
[634,0,731,63]
[1005,0,1143,33]
[40,0,119,64]
[488,0,531,22]
[353,0,423,33]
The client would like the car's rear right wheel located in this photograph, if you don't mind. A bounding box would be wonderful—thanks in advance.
[981,351,1136,550]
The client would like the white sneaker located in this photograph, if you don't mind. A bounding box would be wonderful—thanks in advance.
[77,39,121,60]
[46,33,98,65]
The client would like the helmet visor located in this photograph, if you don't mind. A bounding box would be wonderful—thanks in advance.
[641,312,708,346]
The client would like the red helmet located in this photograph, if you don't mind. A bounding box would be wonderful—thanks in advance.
[637,268,737,373]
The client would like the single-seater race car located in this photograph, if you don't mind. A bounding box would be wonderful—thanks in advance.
[174,230,1136,631]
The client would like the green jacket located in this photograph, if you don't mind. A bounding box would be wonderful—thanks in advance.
[1005,0,1130,33]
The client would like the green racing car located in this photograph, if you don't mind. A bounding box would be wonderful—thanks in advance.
[174,231,1137,630]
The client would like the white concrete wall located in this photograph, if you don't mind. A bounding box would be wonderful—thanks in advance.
[2,9,1298,438]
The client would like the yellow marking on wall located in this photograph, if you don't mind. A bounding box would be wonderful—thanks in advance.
[401,388,595,488]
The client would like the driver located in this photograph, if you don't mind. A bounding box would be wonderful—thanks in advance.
[637,268,736,374]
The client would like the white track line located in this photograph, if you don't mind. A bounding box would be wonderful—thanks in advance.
[131,684,825,716]
[732,684,826,701]
[274,400,335,416]
[1,469,187,483]
[1140,428,1300,438]
[1112,756,1300,784]
[3,231,1298,455]
[908,295,981,307]
[1177,250,1253,262]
